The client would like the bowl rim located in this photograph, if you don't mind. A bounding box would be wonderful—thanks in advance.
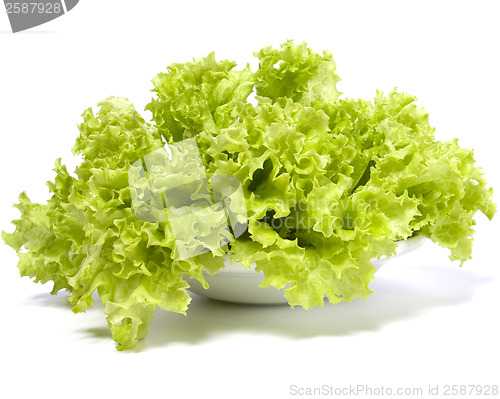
[209,234,426,276]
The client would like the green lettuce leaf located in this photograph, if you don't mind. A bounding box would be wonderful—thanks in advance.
[3,97,225,350]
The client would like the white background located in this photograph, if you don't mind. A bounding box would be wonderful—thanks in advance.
[1,1,499,398]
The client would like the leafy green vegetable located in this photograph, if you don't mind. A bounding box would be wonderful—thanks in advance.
[3,40,496,350]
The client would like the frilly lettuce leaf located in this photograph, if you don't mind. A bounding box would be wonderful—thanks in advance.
[146,52,255,142]
[254,39,342,108]
[3,41,496,350]
[3,97,225,350]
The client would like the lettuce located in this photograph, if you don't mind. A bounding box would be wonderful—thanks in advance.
[3,40,496,350]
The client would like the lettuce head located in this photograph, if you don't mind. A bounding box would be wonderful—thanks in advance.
[3,40,496,350]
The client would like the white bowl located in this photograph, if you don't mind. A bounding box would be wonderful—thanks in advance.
[187,235,426,305]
